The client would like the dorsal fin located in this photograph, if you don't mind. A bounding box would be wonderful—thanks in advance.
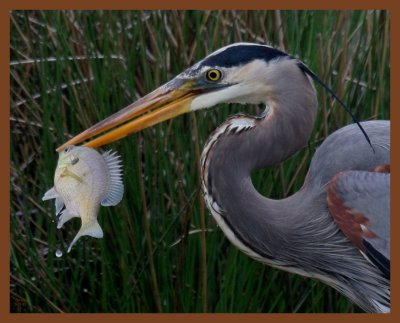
[101,150,124,206]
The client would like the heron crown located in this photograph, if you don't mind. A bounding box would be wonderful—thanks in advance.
[199,43,288,68]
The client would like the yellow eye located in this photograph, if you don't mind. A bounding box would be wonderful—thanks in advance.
[206,69,222,82]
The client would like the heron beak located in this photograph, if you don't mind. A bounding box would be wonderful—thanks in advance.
[56,78,200,151]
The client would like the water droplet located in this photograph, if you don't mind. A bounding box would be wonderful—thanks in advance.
[55,249,63,257]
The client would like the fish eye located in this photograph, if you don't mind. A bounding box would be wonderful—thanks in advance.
[71,156,79,165]
[206,69,222,82]
[64,146,73,153]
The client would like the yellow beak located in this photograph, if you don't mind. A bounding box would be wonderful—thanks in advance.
[56,79,199,152]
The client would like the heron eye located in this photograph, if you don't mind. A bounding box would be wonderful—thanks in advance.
[206,69,222,82]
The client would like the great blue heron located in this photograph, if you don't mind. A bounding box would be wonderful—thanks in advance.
[57,43,390,313]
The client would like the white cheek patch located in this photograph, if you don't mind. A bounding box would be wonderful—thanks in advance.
[189,59,275,111]
[190,85,242,110]
[190,82,269,111]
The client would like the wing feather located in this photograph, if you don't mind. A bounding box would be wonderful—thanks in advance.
[327,168,390,278]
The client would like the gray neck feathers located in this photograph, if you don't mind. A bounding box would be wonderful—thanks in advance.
[231,59,318,173]
[203,61,318,250]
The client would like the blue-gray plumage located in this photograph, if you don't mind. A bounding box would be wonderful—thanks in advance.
[204,118,390,313]
[58,43,390,313]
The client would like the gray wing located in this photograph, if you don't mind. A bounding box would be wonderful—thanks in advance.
[327,169,390,279]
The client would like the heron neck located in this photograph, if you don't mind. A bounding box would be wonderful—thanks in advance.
[202,72,318,255]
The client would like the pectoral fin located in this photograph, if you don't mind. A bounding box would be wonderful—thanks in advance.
[67,219,104,253]
[101,150,124,206]
[55,197,65,215]
[57,210,79,229]
[42,187,58,200]
[42,187,66,216]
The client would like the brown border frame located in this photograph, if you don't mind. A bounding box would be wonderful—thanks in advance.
[2,1,398,322]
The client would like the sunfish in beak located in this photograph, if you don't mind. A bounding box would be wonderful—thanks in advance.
[43,146,124,253]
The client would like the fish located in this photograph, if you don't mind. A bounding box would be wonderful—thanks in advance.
[42,145,124,252]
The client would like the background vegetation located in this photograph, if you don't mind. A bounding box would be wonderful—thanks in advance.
[10,10,390,313]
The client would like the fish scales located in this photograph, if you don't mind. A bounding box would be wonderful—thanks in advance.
[43,145,124,252]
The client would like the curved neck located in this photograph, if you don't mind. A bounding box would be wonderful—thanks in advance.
[201,65,318,257]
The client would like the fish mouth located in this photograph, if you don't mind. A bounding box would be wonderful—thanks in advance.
[56,78,228,151]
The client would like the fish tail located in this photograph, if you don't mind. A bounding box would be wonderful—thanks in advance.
[67,219,104,253]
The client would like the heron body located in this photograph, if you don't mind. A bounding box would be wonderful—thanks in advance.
[202,118,389,312]
[59,43,390,312]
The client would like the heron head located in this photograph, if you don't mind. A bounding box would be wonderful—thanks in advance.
[57,43,297,151]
